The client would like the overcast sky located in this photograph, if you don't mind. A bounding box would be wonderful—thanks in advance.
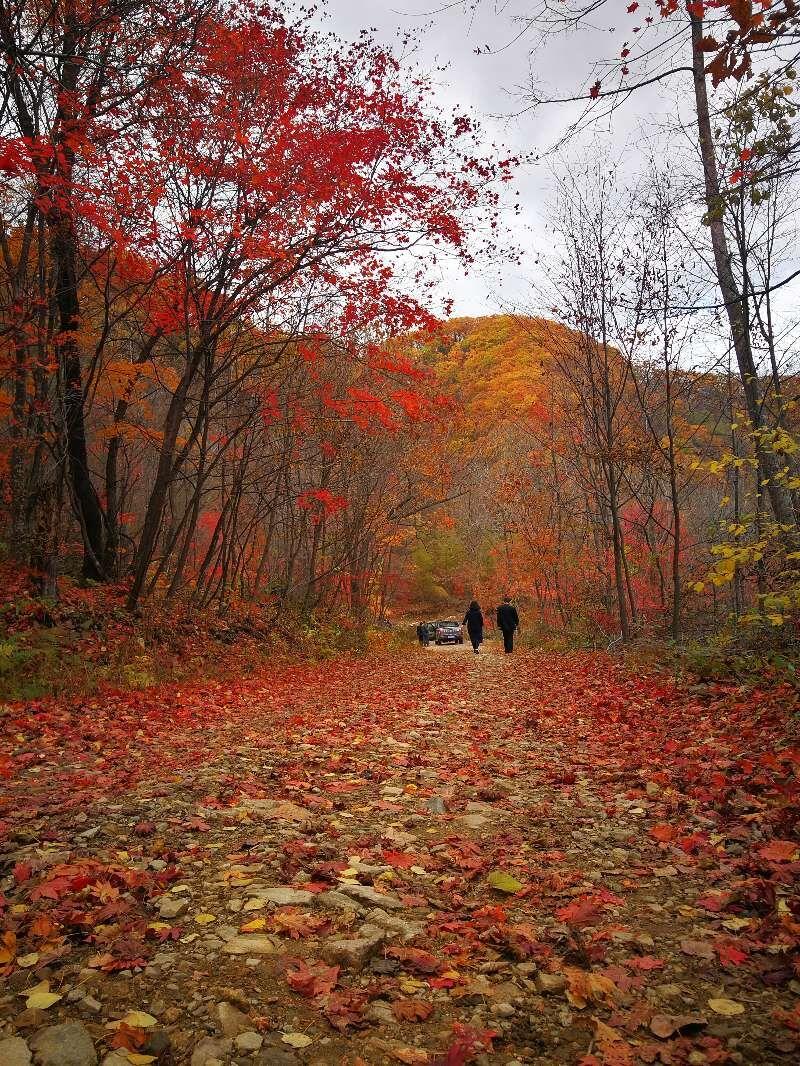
[321,1,673,318]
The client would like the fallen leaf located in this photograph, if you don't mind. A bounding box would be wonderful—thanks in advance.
[240,917,267,932]
[649,1013,708,1039]
[285,958,339,997]
[281,1032,313,1048]
[487,870,524,894]
[120,1011,158,1028]
[565,968,618,1009]
[759,840,799,862]
[708,997,745,1016]
[392,999,434,1022]
[25,991,63,1009]
[680,938,715,960]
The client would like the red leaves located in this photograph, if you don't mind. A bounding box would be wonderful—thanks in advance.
[269,909,330,939]
[623,955,665,971]
[589,81,602,99]
[715,939,748,968]
[382,849,418,869]
[649,823,678,843]
[759,840,798,862]
[557,896,606,927]
[432,1023,498,1065]
[386,946,442,974]
[285,958,340,998]
[392,998,434,1022]
[12,862,32,884]
[556,891,621,928]
[322,989,370,1031]
[296,489,348,523]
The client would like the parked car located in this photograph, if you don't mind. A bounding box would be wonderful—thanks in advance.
[435,619,463,645]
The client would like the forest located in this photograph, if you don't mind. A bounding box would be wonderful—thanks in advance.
[1,3,799,1066]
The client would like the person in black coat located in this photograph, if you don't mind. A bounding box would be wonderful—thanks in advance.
[496,596,520,654]
[463,600,484,653]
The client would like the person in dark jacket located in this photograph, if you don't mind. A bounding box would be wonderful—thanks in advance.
[496,596,520,654]
[463,600,484,653]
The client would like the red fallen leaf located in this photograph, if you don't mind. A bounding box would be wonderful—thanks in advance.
[432,1022,498,1065]
[269,908,330,939]
[387,946,442,974]
[182,817,212,831]
[759,840,798,862]
[429,974,461,989]
[715,940,748,967]
[679,832,708,853]
[133,821,156,836]
[321,989,369,1031]
[285,958,339,997]
[556,895,605,927]
[773,1002,800,1032]
[382,849,417,869]
[623,955,665,971]
[109,1023,148,1051]
[649,824,678,843]
[29,914,58,938]
[696,893,728,912]
[12,862,33,883]
[649,1013,708,1039]
[392,998,434,1022]
[680,939,714,960]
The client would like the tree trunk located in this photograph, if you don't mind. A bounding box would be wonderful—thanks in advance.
[51,215,106,579]
[690,10,796,533]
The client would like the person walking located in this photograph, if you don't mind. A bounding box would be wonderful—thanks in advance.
[463,600,484,654]
[416,622,430,647]
[496,595,519,654]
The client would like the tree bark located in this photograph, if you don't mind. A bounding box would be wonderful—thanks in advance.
[690,10,797,533]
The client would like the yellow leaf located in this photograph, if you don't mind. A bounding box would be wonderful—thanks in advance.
[121,1011,158,1028]
[240,917,267,932]
[721,917,751,931]
[125,1056,157,1065]
[708,997,745,1016]
[281,1033,313,1048]
[487,870,524,893]
[194,913,216,924]
[17,952,39,968]
[26,991,63,1009]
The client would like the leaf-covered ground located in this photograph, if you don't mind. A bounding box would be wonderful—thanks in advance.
[1,644,799,1066]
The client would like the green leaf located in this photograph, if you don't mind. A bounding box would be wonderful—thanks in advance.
[487,870,524,894]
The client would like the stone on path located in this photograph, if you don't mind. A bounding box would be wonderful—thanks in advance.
[321,924,386,970]
[190,1036,232,1066]
[237,799,309,822]
[234,1031,264,1052]
[29,1023,97,1066]
[222,934,276,955]
[158,895,190,919]
[217,1000,252,1036]
[458,813,490,829]
[0,1036,33,1066]
[338,883,404,910]
[247,887,314,906]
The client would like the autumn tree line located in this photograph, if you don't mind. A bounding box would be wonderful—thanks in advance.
[0,0,507,620]
[2,0,799,645]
